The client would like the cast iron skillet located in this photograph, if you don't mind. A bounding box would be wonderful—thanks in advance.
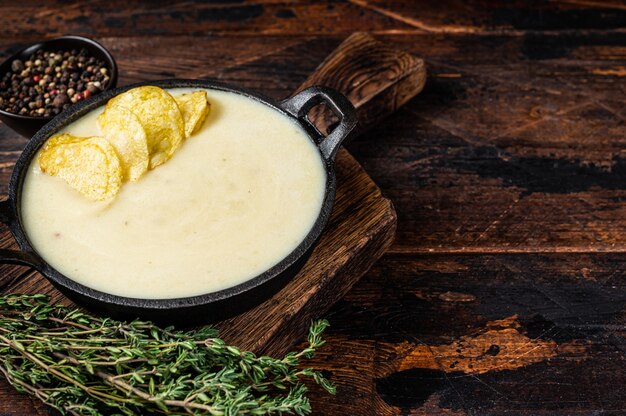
[0,79,356,324]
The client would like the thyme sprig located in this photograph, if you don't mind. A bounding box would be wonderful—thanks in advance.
[0,294,334,415]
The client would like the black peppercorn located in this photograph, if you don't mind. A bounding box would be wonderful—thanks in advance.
[53,93,69,108]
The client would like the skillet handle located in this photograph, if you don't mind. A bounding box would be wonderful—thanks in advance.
[280,86,357,162]
[0,198,41,268]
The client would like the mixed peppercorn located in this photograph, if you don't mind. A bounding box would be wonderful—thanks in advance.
[0,48,110,117]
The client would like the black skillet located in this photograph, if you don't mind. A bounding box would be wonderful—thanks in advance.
[0,79,356,324]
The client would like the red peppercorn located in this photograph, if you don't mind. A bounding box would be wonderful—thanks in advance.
[33,75,41,83]
[83,89,91,99]
[74,93,83,101]
[50,89,58,95]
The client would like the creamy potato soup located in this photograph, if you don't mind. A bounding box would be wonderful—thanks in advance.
[21,88,326,298]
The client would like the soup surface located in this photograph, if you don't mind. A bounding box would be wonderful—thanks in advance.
[21,88,326,298]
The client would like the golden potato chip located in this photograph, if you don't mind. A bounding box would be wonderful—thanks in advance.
[107,86,184,169]
[174,91,211,137]
[38,133,86,176]
[97,105,149,182]
[39,135,122,201]
[40,133,84,151]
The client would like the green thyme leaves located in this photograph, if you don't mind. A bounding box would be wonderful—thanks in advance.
[0,294,334,415]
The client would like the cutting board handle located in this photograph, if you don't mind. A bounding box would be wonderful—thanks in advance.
[295,32,426,135]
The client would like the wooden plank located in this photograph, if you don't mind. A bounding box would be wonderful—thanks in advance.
[2,0,626,39]
[0,1,415,39]
[300,252,626,415]
[348,0,626,34]
[343,34,626,252]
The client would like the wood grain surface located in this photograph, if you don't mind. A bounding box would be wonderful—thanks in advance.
[1,1,626,415]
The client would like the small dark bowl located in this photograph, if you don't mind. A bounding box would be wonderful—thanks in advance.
[0,35,118,138]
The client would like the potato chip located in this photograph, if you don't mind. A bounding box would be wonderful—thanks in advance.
[107,86,184,169]
[174,91,211,137]
[38,133,86,176]
[40,133,84,151]
[39,135,122,201]
[97,105,149,182]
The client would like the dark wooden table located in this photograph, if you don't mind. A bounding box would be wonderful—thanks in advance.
[2,1,626,414]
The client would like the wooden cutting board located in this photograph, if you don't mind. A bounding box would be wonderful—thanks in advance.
[0,33,425,370]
